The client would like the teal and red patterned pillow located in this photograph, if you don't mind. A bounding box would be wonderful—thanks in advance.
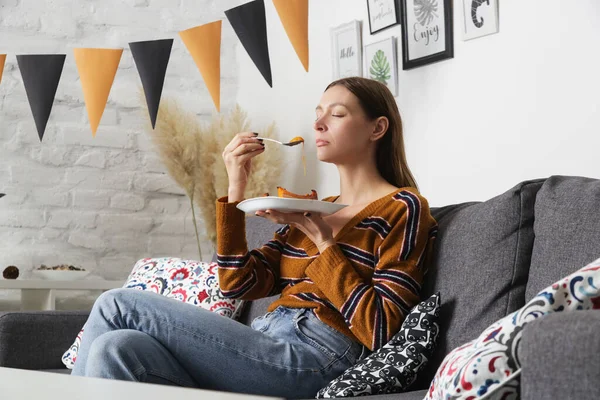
[62,257,245,369]
[425,256,600,399]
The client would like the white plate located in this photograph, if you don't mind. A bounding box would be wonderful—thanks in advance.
[237,196,347,215]
[32,270,90,281]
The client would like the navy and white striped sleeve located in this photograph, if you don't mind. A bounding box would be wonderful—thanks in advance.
[217,225,290,300]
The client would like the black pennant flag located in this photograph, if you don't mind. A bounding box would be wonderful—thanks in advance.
[17,54,66,141]
[225,0,273,87]
[129,39,173,129]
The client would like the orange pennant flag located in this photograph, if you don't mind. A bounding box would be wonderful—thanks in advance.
[0,54,6,84]
[179,20,221,112]
[273,0,309,72]
[74,48,123,136]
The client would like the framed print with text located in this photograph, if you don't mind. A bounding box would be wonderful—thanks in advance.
[400,0,453,70]
[367,0,401,34]
[331,20,363,79]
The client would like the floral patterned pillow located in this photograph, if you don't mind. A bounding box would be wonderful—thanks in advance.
[425,256,600,400]
[316,293,441,398]
[62,257,245,369]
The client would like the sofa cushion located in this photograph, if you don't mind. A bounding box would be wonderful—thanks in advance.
[0,310,88,370]
[425,255,600,400]
[316,293,441,398]
[519,310,600,399]
[526,175,600,301]
[414,178,545,388]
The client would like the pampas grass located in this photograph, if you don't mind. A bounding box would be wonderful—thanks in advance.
[145,97,205,259]
[142,94,283,257]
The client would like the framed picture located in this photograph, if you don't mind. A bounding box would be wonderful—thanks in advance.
[400,0,454,70]
[463,0,499,41]
[367,0,401,34]
[330,20,363,79]
[364,37,398,96]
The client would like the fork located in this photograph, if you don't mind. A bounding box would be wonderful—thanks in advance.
[255,137,304,147]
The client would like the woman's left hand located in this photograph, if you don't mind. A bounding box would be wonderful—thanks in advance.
[255,209,336,253]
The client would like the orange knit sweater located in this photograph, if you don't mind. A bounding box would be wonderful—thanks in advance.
[215,188,438,350]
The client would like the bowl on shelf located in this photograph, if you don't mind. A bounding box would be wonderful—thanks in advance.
[32,266,89,281]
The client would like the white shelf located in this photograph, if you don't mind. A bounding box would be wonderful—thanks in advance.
[0,279,123,290]
[0,279,124,311]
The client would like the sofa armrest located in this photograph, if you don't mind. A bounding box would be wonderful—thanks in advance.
[0,310,89,370]
[519,311,600,400]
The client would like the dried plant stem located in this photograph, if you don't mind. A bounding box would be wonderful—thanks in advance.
[189,192,202,261]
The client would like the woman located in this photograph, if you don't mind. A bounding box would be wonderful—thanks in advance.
[72,77,438,399]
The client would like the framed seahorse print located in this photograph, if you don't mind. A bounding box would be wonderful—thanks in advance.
[463,0,499,41]
[399,0,453,70]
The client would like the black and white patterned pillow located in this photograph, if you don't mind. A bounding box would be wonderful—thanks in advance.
[316,293,441,398]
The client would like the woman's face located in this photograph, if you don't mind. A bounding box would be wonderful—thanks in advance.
[313,85,376,164]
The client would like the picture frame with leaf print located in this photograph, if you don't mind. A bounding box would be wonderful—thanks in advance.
[364,37,398,97]
[400,0,454,70]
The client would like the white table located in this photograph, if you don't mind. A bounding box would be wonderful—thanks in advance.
[0,279,123,310]
[0,367,282,400]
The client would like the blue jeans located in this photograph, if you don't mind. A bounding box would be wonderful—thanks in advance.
[72,289,366,398]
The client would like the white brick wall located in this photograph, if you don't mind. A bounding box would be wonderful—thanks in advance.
[0,0,242,309]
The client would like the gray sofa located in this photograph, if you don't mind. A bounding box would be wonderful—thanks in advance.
[2,175,600,399]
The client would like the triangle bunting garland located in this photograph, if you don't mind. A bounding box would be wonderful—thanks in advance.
[179,21,222,112]
[273,0,309,72]
[129,39,174,128]
[0,54,6,84]
[16,54,66,141]
[74,48,123,136]
[225,0,273,87]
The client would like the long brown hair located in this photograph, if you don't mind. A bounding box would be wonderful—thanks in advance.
[325,77,418,190]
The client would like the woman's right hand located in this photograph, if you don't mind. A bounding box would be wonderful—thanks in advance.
[222,132,265,201]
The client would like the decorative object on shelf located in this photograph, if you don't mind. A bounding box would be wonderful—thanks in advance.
[367,0,401,35]
[129,39,173,129]
[0,54,5,84]
[179,21,222,112]
[273,0,309,72]
[73,48,123,136]
[225,0,273,87]
[364,37,398,96]
[330,20,363,79]
[33,264,89,281]
[399,0,453,70]
[16,54,66,141]
[462,0,499,41]
[2,266,19,280]
[142,96,283,250]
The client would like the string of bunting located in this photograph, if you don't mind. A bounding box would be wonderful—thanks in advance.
[0,0,309,142]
